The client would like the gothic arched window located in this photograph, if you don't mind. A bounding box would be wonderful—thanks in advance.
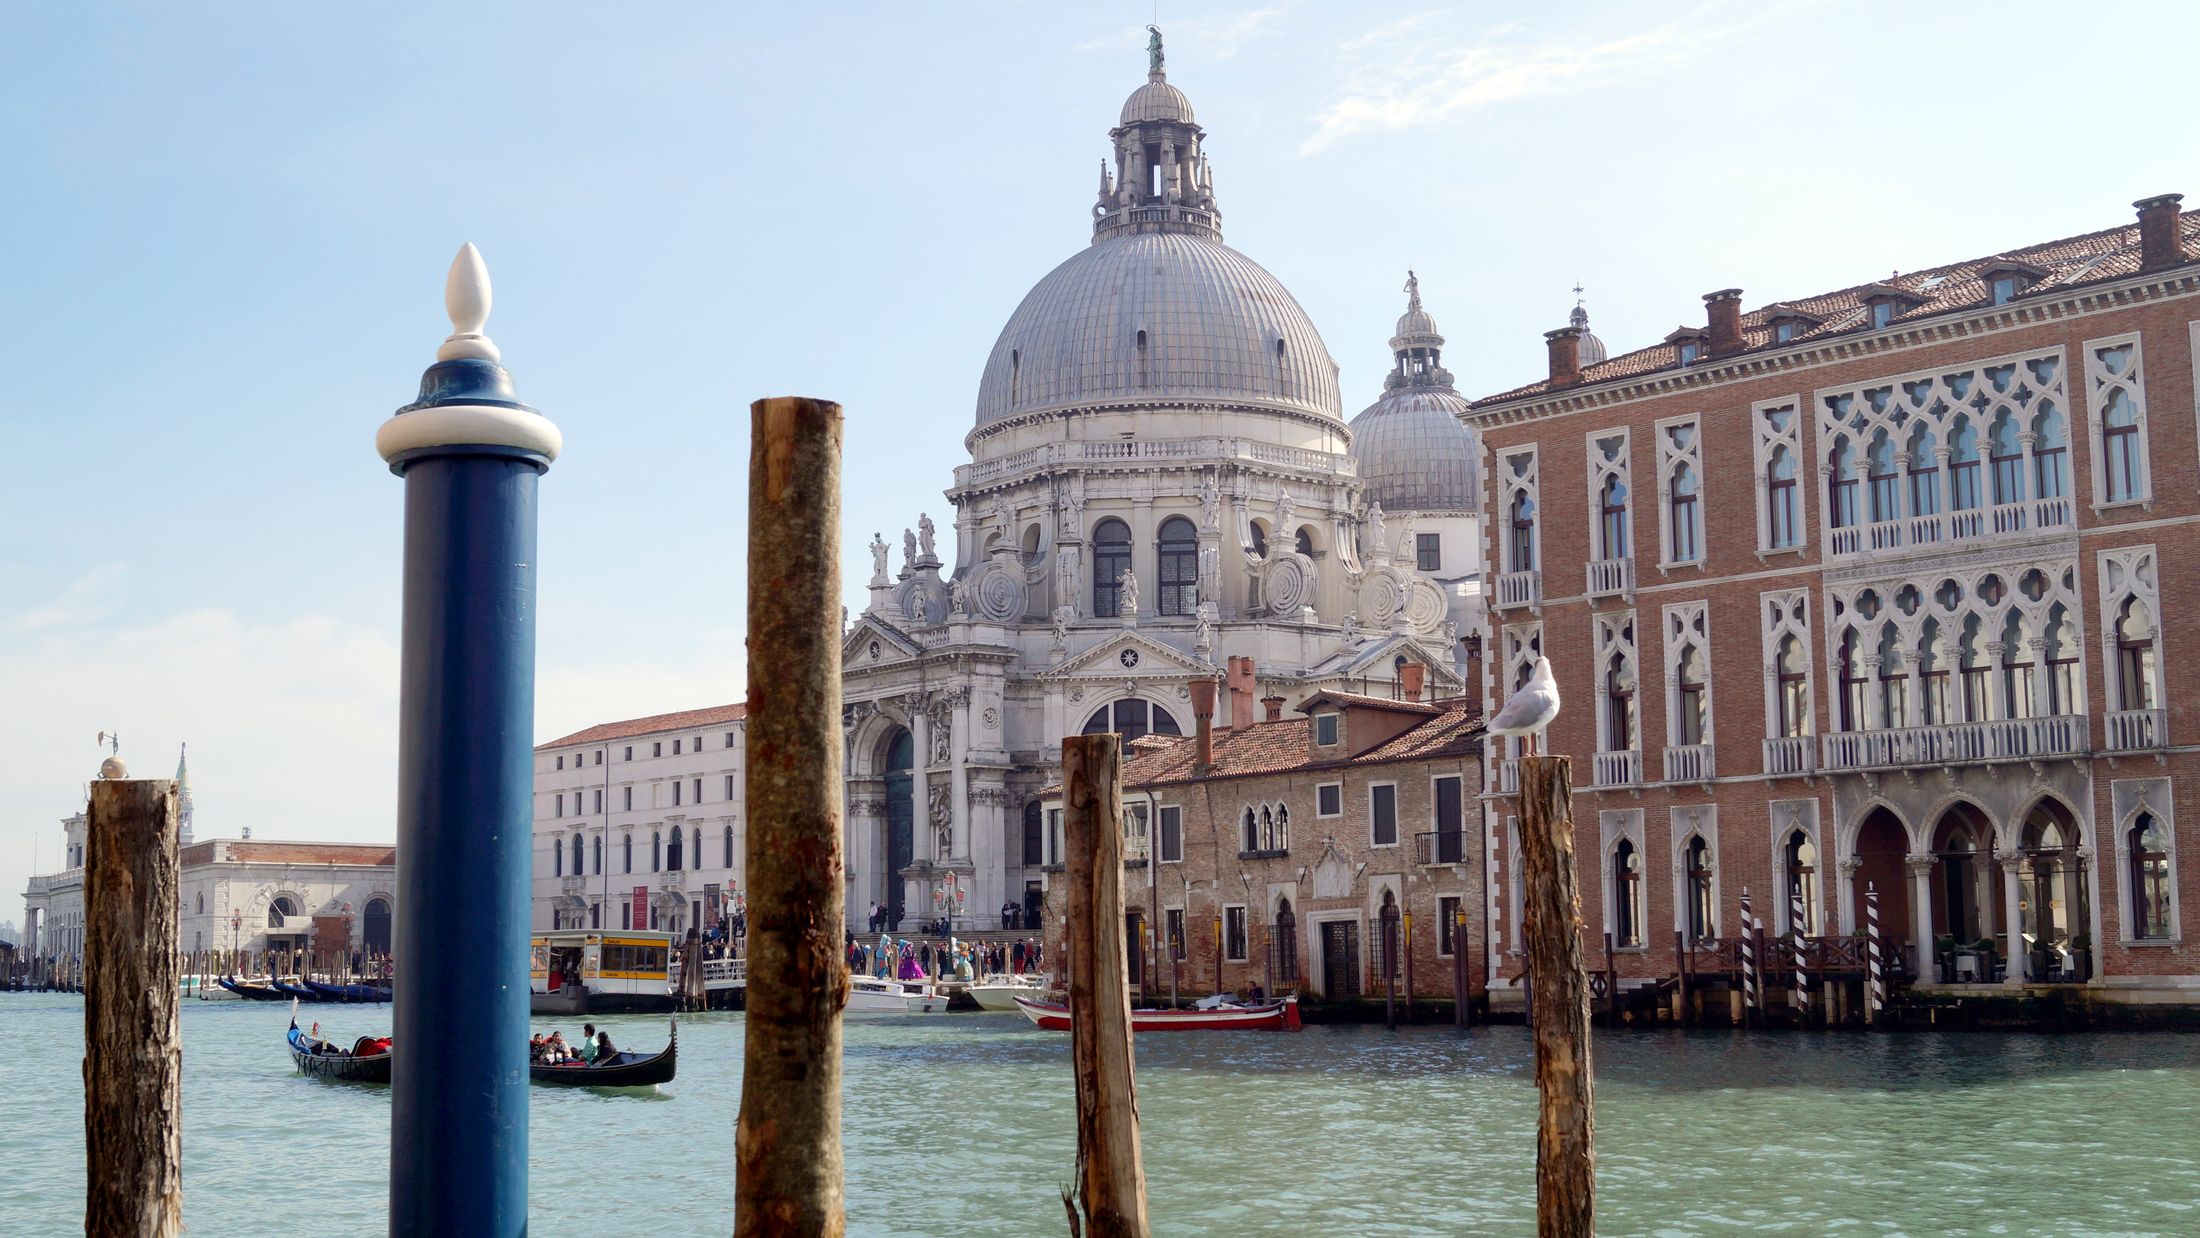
[667,828,684,873]
[724,825,735,869]
[1242,807,1258,853]
[1612,839,1641,947]
[1684,837,1714,943]
[1157,516,1198,616]
[1092,518,1132,616]
[573,831,585,876]
[1784,830,1816,934]
[2131,813,2171,939]
[554,836,564,877]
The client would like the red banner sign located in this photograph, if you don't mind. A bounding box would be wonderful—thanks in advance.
[632,886,648,929]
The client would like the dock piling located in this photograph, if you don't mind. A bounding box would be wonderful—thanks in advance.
[1517,755,1594,1238]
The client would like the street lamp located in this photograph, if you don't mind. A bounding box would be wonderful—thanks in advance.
[230,908,242,975]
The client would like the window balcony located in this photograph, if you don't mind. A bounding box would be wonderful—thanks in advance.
[1819,715,2086,772]
[1827,496,2075,560]
[1414,831,1469,866]
[1592,750,1641,788]
[560,875,587,895]
[1661,744,1716,783]
[1237,848,1290,861]
[1762,735,1816,777]
[1487,758,1519,796]
[2104,709,2168,753]
[657,870,687,891]
[1585,557,1634,599]
[1495,569,1541,611]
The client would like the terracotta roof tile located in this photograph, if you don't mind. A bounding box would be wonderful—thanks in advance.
[538,702,748,750]
[1112,704,1485,790]
[1294,690,1441,716]
[1475,212,2200,406]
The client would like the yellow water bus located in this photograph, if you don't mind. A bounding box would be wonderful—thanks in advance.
[529,930,675,1014]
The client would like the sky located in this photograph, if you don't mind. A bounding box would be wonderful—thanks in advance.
[4,1,2193,924]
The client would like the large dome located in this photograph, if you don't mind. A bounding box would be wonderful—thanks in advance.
[1349,389,1478,512]
[973,231,1341,426]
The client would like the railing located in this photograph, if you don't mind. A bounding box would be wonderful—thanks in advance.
[1495,569,1540,610]
[953,436,1359,488]
[1488,758,1519,796]
[1414,831,1468,866]
[1820,715,2086,771]
[1592,750,1641,788]
[1762,735,1815,777]
[1662,744,1716,783]
[2105,709,2168,752]
[560,875,586,895]
[657,870,686,890]
[1828,495,2075,560]
[1237,847,1290,860]
[1585,557,1633,598]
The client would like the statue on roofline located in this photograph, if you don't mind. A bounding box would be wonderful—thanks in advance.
[1147,25,1164,76]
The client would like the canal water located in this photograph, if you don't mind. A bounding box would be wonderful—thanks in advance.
[3,994,2199,1235]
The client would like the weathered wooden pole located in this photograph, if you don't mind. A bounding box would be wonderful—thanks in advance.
[379,244,558,1236]
[1516,755,1594,1238]
[85,776,183,1238]
[1061,734,1151,1238]
[735,396,848,1238]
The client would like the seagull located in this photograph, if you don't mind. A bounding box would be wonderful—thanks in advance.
[1487,656,1560,754]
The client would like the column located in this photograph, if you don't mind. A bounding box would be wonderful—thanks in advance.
[1861,656,1886,730]
[1836,856,1862,935]
[846,778,885,930]
[1996,846,2024,984]
[1906,854,1936,979]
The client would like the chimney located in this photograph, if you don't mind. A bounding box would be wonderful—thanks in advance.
[1704,288,1745,357]
[1226,656,1257,730]
[1400,662,1427,703]
[1261,695,1285,723]
[1189,677,1217,776]
[2136,194,2187,271]
[1461,631,1484,710]
[1544,326,1584,387]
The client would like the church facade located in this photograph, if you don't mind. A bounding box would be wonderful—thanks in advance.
[838,38,1484,932]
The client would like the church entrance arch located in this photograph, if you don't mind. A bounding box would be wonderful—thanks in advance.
[882,728,915,931]
[1850,808,1910,963]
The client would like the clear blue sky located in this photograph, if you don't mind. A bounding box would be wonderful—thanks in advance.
[4,1,2191,924]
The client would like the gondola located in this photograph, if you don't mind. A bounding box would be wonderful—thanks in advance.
[304,979,392,1004]
[270,978,319,1001]
[220,974,288,1001]
[1013,993,1301,1032]
[286,1003,393,1084]
[529,1019,677,1088]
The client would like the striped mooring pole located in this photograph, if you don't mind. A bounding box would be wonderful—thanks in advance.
[1737,889,1757,1026]
[1864,882,1885,1024]
[1790,890,1810,1023]
[378,245,561,1236]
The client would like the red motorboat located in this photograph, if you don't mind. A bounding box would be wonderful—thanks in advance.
[1013,993,1301,1032]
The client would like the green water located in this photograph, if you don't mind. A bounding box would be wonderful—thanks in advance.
[3,994,2198,1235]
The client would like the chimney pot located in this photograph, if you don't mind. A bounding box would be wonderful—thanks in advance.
[1401,662,1427,702]
[1226,656,1258,730]
[2135,194,2187,271]
[1544,325,1584,387]
[1189,677,1217,775]
[1704,288,1745,357]
[1261,695,1285,723]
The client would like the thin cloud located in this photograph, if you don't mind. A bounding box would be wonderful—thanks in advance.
[1303,1,1813,153]
[5,565,126,632]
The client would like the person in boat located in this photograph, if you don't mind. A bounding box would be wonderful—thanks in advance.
[1246,981,1265,1004]
[529,1033,546,1063]
[594,1029,616,1061]
[579,1023,599,1064]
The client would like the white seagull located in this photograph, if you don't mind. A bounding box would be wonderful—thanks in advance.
[1487,656,1560,752]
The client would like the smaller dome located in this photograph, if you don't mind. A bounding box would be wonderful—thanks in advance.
[1393,306,1440,343]
[1121,76,1194,125]
[1349,390,1480,514]
[1571,303,1608,367]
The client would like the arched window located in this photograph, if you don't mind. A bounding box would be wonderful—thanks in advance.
[268,895,297,929]
[652,830,662,873]
[724,825,735,869]
[2131,814,2171,939]
[1906,427,1941,517]
[1156,516,1198,616]
[1294,526,1315,558]
[2002,612,2038,719]
[2102,382,2143,502]
[1598,474,1631,561]
[363,897,393,955]
[1828,440,1861,529]
[692,826,702,871]
[1684,837,1714,943]
[1508,491,1536,572]
[1917,619,1950,724]
[594,835,603,874]
[1765,444,1799,548]
[1274,804,1289,852]
[1249,520,1269,559]
[1989,413,2026,505]
[1957,615,1990,721]
[195,892,204,915]
[2043,605,2080,715]
[1784,830,1817,934]
[623,833,633,874]
[1602,654,1635,752]
[1867,432,1900,524]
[554,836,563,877]
[1092,518,1132,616]
[573,830,585,876]
[1775,635,1810,738]
[1242,808,1258,853]
[2116,598,2158,711]
[1947,420,1982,510]
[668,827,684,872]
[1668,462,1701,562]
[2032,403,2068,500]
[1674,645,1707,746]
[1877,625,1908,728]
[1273,897,1298,983]
[1836,628,1867,731]
[1083,700,1182,742]
[1259,807,1274,852]
[1612,839,1642,947]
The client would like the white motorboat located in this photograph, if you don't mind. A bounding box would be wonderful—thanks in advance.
[965,973,1048,1012]
[846,975,946,1015]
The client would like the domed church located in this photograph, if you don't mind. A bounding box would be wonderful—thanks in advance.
[839,32,1483,931]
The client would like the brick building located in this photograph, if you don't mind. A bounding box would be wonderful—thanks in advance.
[1468,194,2200,1006]
[1040,658,1485,1007]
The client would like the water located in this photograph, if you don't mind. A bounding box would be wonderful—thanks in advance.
[4,994,2199,1236]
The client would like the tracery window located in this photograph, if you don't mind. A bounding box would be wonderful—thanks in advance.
[1500,622,1545,760]
[1829,439,1861,530]
[2099,545,2164,729]
[1500,448,1539,574]
[1612,836,1643,948]
[1594,612,1638,754]
[1092,518,1132,617]
[2086,335,2150,506]
[1907,425,1941,517]
[1665,602,1711,749]
[1783,829,1817,935]
[2130,813,2171,939]
[1761,590,1813,742]
[574,830,586,876]
[1589,431,1631,561]
[1753,401,1804,552]
[1867,433,1901,524]
[1658,418,1704,565]
[1156,516,1198,616]
[1683,835,1714,943]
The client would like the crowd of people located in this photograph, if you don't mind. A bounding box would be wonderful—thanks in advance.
[529,1023,616,1066]
[844,934,1042,982]
[861,901,1041,935]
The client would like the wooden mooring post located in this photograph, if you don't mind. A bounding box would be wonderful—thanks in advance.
[85,777,183,1238]
[1061,734,1151,1238]
[1516,755,1594,1238]
[734,396,848,1238]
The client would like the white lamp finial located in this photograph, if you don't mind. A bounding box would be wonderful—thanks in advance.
[437,242,501,363]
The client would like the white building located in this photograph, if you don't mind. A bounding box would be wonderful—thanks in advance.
[530,702,749,938]
[838,37,1485,934]
[21,748,397,967]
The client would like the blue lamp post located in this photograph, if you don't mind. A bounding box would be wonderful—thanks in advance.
[377,244,560,1236]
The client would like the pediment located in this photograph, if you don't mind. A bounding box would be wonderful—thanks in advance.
[1310,839,1356,901]
[1042,630,1215,680]
[1304,633,1465,691]
[843,615,925,669]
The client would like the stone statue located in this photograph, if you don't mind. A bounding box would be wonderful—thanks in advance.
[1118,569,1139,618]
[947,574,969,615]
[1343,611,1361,644]
[901,528,917,573]
[1199,473,1220,531]
[1398,517,1418,564]
[927,783,953,856]
[869,532,890,585]
[1052,604,1075,648]
[1366,501,1388,556]
[1056,545,1081,611]
[1194,609,1214,654]
[1147,24,1164,76]
[1404,269,1421,311]
[917,513,937,561]
[1198,544,1219,595]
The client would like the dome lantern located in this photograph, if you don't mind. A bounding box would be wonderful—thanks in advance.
[1095,28,1221,243]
